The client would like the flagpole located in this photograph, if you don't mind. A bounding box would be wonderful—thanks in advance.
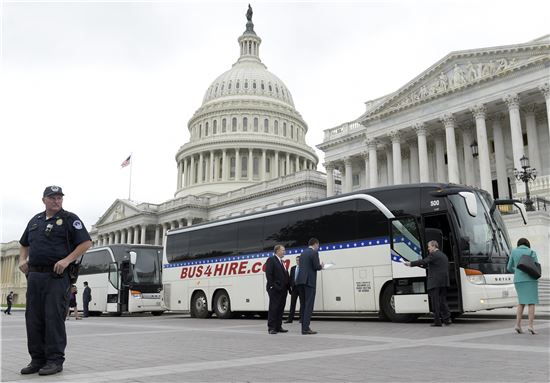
[128,152,133,200]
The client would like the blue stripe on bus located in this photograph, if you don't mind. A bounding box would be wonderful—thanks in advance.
[163,236,423,269]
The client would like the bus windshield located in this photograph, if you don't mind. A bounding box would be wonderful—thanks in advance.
[132,248,162,285]
[448,189,514,274]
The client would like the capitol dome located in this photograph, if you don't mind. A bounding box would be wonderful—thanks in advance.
[174,7,319,198]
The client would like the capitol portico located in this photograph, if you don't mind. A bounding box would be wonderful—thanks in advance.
[319,36,550,202]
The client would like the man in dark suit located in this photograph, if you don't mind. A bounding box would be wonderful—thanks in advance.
[295,238,323,335]
[82,281,92,318]
[265,244,290,334]
[285,256,304,323]
[404,240,451,327]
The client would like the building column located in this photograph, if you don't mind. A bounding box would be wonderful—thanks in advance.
[210,150,215,182]
[414,123,429,182]
[248,149,253,181]
[441,114,459,184]
[121,229,127,244]
[325,162,335,197]
[190,156,195,185]
[504,93,525,171]
[235,149,241,180]
[115,231,121,244]
[222,149,227,181]
[127,227,133,244]
[132,226,139,244]
[433,133,446,182]
[367,139,378,188]
[154,225,160,246]
[177,161,183,190]
[491,114,509,199]
[140,225,146,244]
[274,151,279,178]
[261,149,267,181]
[286,153,290,176]
[344,157,353,193]
[390,131,402,185]
[213,152,219,182]
[539,83,550,141]
[470,104,492,193]
[363,153,369,189]
[524,104,542,172]
[198,153,204,184]
[461,125,476,186]
[409,141,419,183]
[384,145,393,185]
[295,155,300,173]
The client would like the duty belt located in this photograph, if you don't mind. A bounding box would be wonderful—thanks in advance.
[29,265,56,273]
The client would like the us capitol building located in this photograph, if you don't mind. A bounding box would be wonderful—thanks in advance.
[89,8,323,247]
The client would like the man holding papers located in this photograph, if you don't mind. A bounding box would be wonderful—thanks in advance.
[295,238,324,334]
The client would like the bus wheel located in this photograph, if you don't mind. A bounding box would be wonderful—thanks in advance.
[151,311,164,316]
[213,290,234,319]
[380,285,418,323]
[191,291,210,319]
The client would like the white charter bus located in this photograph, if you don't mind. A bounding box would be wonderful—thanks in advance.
[76,244,165,315]
[162,184,526,322]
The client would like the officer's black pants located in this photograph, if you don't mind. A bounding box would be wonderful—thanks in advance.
[25,272,70,365]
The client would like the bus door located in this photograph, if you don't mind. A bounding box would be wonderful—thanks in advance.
[423,213,462,313]
[119,260,131,312]
[389,216,430,314]
[107,262,120,313]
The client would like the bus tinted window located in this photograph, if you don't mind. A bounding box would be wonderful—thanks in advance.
[190,225,237,259]
[284,207,320,248]
[166,232,189,263]
[319,201,357,244]
[357,199,388,239]
[238,218,264,254]
[263,213,288,250]
[80,249,111,275]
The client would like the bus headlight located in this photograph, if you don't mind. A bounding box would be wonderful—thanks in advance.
[130,290,143,299]
[465,268,486,285]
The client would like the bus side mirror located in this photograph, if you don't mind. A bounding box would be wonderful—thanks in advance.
[458,192,477,217]
[129,251,137,265]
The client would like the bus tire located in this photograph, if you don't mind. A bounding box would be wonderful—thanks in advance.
[151,311,164,316]
[190,291,210,319]
[213,290,234,319]
[380,285,418,323]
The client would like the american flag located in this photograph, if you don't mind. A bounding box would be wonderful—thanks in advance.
[121,155,131,168]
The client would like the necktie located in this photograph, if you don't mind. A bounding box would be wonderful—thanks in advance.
[295,266,299,281]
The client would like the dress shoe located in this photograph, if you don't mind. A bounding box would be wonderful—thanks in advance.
[284,319,293,323]
[443,319,452,326]
[38,363,63,376]
[268,329,278,334]
[20,363,44,375]
[430,323,442,327]
[276,328,288,333]
[302,329,317,335]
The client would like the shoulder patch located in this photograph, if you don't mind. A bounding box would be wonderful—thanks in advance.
[73,220,83,230]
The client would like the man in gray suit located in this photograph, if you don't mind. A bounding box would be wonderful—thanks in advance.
[404,240,451,327]
[295,238,323,335]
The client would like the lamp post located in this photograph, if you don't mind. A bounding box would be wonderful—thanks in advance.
[470,140,479,158]
[514,155,537,211]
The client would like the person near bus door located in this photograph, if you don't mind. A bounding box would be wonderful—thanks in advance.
[82,281,92,318]
[285,255,304,323]
[4,291,14,315]
[404,240,451,327]
[18,186,92,376]
[265,244,290,334]
[295,238,324,335]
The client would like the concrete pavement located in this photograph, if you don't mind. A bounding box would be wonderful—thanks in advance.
[1,309,549,382]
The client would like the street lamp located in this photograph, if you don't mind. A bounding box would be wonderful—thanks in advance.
[514,155,537,211]
[470,140,479,158]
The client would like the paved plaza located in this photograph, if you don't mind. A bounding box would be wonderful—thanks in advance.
[1,310,549,382]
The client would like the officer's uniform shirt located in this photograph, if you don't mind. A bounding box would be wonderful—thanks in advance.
[20,209,91,266]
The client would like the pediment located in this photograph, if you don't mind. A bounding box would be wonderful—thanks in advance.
[362,39,550,119]
[95,199,141,226]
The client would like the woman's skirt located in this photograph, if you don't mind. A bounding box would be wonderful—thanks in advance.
[515,281,539,304]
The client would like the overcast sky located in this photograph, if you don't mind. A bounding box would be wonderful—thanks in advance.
[1,0,548,243]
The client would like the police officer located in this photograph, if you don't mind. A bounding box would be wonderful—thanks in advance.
[18,186,92,376]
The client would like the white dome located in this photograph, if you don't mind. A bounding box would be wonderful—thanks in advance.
[202,62,295,107]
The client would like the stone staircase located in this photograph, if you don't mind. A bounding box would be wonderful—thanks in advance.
[539,278,550,305]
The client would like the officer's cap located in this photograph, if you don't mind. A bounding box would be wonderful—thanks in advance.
[43,185,64,197]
